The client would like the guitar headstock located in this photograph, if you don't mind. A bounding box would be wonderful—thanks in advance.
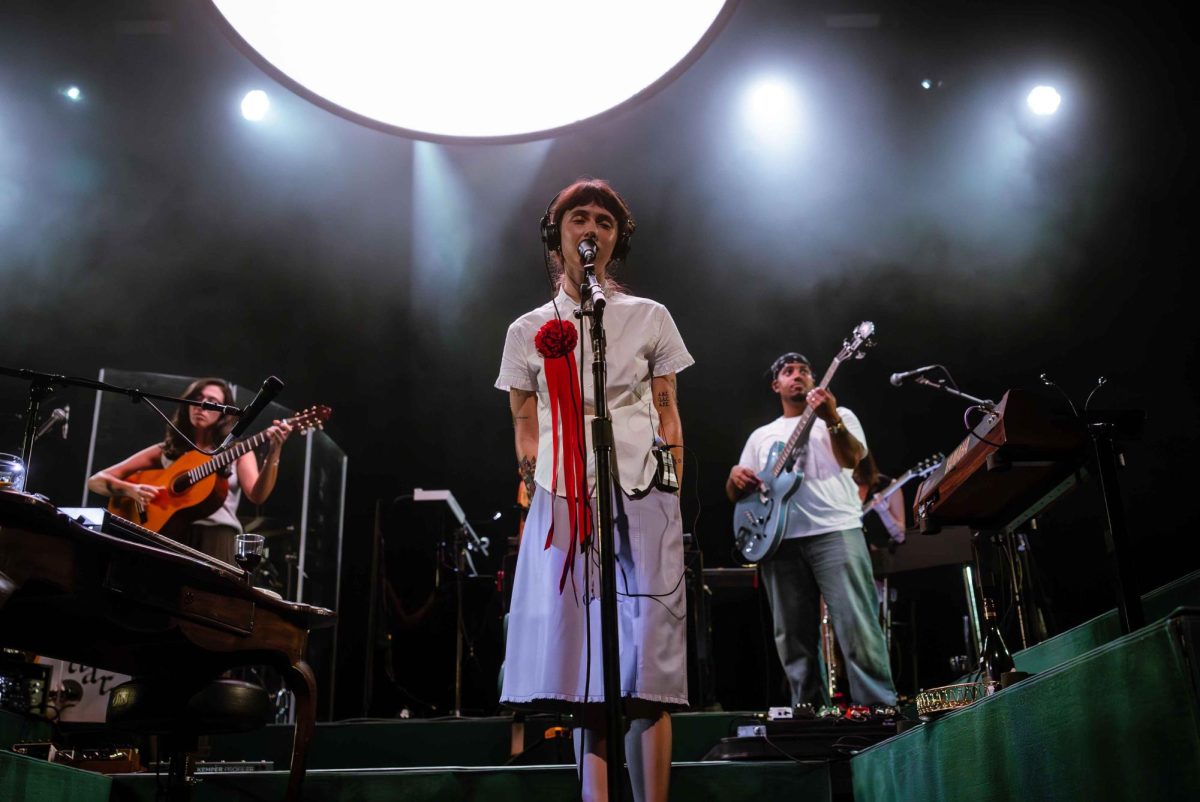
[835,321,876,364]
[911,452,945,479]
[289,404,333,435]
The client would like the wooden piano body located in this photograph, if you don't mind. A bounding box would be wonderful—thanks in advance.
[914,389,1088,534]
[0,489,335,801]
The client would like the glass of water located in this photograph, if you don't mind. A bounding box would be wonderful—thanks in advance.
[0,453,26,493]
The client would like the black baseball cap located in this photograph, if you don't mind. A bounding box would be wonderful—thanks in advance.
[768,352,811,380]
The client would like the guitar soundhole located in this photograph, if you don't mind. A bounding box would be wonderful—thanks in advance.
[171,475,192,494]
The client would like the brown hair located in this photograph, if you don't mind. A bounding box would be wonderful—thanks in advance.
[161,377,237,459]
[543,177,636,291]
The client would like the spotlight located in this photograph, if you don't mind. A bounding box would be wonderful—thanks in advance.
[241,89,270,121]
[920,79,933,90]
[60,86,83,102]
[208,1,735,140]
[1026,85,1061,116]
[742,76,802,147]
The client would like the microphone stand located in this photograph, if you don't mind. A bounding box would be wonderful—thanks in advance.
[0,364,243,489]
[911,375,995,410]
[575,265,625,802]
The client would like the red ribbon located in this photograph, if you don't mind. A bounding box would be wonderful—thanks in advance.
[535,319,592,592]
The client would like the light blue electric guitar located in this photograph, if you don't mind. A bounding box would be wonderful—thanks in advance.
[732,321,875,563]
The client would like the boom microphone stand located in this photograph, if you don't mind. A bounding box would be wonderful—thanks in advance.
[0,365,243,489]
[575,258,625,802]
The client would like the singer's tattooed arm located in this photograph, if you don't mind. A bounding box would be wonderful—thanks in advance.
[519,456,536,499]
[509,388,539,493]
[655,373,677,407]
[651,373,683,487]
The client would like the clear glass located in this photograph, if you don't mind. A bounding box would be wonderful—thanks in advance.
[235,533,266,583]
[0,452,26,492]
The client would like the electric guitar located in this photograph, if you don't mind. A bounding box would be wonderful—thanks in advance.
[733,322,875,564]
[108,405,332,535]
[863,453,945,514]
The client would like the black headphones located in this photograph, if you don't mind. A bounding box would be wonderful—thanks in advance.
[539,188,637,262]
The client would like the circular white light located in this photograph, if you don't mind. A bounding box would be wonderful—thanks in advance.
[241,89,270,121]
[209,1,734,141]
[61,86,83,102]
[920,79,933,90]
[1026,85,1061,116]
[742,77,802,147]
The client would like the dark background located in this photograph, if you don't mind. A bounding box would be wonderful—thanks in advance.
[2,1,1194,715]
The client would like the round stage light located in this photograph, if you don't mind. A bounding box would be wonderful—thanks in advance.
[61,86,83,102]
[1026,85,1061,116]
[208,1,737,142]
[241,89,270,121]
[742,76,802,147]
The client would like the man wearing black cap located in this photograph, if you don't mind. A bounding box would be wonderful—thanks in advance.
[726,352,896,708]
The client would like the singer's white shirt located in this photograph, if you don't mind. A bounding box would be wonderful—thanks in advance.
[737,410,867,538]
[496,289,693,497]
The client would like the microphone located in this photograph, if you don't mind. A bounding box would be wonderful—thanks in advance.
[34,406,70,441]
[577,237,606,308]
[219,376,284,450]
[577,237,598,267]
[889,365,939,386]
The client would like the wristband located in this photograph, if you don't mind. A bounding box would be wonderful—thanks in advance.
[827,419,847,435]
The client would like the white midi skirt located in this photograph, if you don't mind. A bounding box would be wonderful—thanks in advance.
[500,485,689,712]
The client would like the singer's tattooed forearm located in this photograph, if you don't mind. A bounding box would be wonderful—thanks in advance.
[519,456,536,497]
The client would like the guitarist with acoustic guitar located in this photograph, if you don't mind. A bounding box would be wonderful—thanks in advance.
[726,350,896,709]
[86,377,293,564]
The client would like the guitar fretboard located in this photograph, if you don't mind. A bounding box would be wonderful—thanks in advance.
[770,359,841,477]
[183,427,278,486]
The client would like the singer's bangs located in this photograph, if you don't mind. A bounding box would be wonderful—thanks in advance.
[551,179,632,234]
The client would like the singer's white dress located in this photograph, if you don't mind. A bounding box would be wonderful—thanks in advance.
[495,289,693,712]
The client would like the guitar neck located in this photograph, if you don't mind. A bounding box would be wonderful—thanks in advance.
[191,428,274,481]
[772,359,842,476]
[870,471,914,506]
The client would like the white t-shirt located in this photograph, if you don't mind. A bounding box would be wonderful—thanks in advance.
[496,288,693,497]
[737,409,867,538]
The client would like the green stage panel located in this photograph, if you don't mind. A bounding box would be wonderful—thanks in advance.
[0,749,112,802]
[203,711,752,770]
[0,708,52,751]
[108,760,830,802]
[851,611,1200,802]
[1014,569,1200,674]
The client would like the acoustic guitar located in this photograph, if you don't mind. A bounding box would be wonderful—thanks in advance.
[108,405,331,535]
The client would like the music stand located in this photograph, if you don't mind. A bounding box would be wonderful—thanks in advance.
[413,488,489,717]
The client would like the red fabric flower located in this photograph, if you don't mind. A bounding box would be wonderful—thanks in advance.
[534,318,591,593]
[535,319,578,359]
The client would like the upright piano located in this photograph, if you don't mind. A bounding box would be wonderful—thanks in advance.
[0,489,335,801]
